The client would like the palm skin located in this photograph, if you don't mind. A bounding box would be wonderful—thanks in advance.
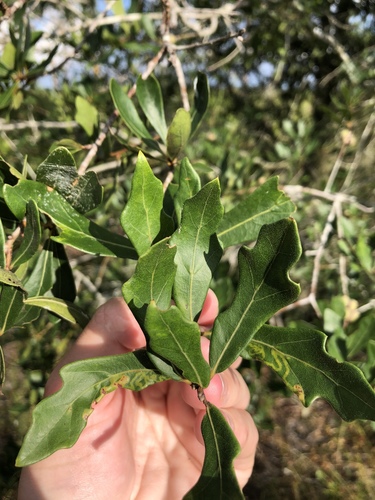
[18,292,258,499]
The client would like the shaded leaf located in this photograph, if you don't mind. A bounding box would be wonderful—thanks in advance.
[121,152,164,256]
[24,297,89,327]
[75,96,99,137]
[36,147,102,214]
[242,324,375,421]
[184,404,243,500]
[110,79,152,139]
[171,179,224,321]
[50,240,76,302]
[0,285,25,335]
[16,350,169,466]
[217,177,295,248]
[166,108,191,160]
[136,75,168,143]
[4,181,136,259]
[190,72,210,138]
[145,302,210,387]
[210,218,301,375]
[0,219,5,267]
[174,157,201,224]
[122,238,176,310]
[12,200,41,268]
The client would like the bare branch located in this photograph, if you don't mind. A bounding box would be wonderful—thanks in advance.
[0,120,78,131]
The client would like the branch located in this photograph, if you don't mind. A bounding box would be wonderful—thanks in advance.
[0,120,78,131]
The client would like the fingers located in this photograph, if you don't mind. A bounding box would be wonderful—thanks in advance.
[45,298,145,396]
[198,289,219,330]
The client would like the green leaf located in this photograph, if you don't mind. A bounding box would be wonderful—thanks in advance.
[210,218,301,375]
[184,404,243,500]
[121,152,164,256]
[347,315,375,358]
[12,200,41,268]
[24,297,89,327]
[171,179,224,321]
[1,42,16,70]
[166,108,191,160]
[0,285,25,335]
[145,302,210,387]
[190,72,210,138]
[16,350,169,466]
[243,324,375,421]
[174,157,201,224]
[0,219,6,268]
[24,239,56,297]
[110,79,152,140]
[49,240,76,302]
[0,84,19,110]
[0,268,27,294]
[4,180,136,259]
[136,75,168,143]
[217,177,295,248]
[123,238,177,310]
[36,147,102,214]
[75,96,99,137]
[0,345,5,391]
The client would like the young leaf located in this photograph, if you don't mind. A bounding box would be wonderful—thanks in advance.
[110,79,152,139]
[190,72,210,138]
[184,404,243,500]
[16,350,169,466]
[12,200,41,268]
[36,147,102,214]
[75,96,99,137]
[145,302,210,387]
[217,177,295,248]
[242,324,375,421]
[121,152,164,256]
[166,108,191,160]
[123,238,177,310]
[24,297,89,327]
[0,286,25,335]
[4,181,136,259]
[210,218,301,375]
[136,75,168,143]
[174,157,201,224]
[171,179,224,321]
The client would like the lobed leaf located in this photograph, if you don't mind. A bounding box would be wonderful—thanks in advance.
[3,180,136,259]
[145,302,210,387]
[166,108,191,160]
[123,238,177,311]
[136,75,168,143]
[171,179,224,321]
[242,324,375,421]
[121,152,164,256]
[184,404,243,500]
[217,177,295,248]
[210,218,301,375]
[16,350,169,466]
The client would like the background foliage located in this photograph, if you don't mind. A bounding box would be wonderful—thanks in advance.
[1,0,374,497]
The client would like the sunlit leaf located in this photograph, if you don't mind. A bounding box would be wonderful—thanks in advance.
[4,181,136,259]
[174,157,201,224]
[75,96,99,137]
[145,302,210,387]
[0,268,27,295]
[110,79,152,139]
[171,179,224,321]
[136,75,168,143]
[210,218,301,375]
[16,350,169,466]
[12,200,41,268]
[166,108,191,160]
[121,152,163,256]
[217,177,295,248]
[184,404,243,499]
[24,296,89,327]
[243,324,375,421]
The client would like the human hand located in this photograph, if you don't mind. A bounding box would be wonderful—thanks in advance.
[18,291,258,499]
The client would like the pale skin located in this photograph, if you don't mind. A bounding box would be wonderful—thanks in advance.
[18,291,258,500]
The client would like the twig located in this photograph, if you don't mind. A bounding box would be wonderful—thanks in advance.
[5,226,22,270]
[324,136,350,193]
[170,29,245,51]
[0,0,28,22]
[0,120,78,131]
